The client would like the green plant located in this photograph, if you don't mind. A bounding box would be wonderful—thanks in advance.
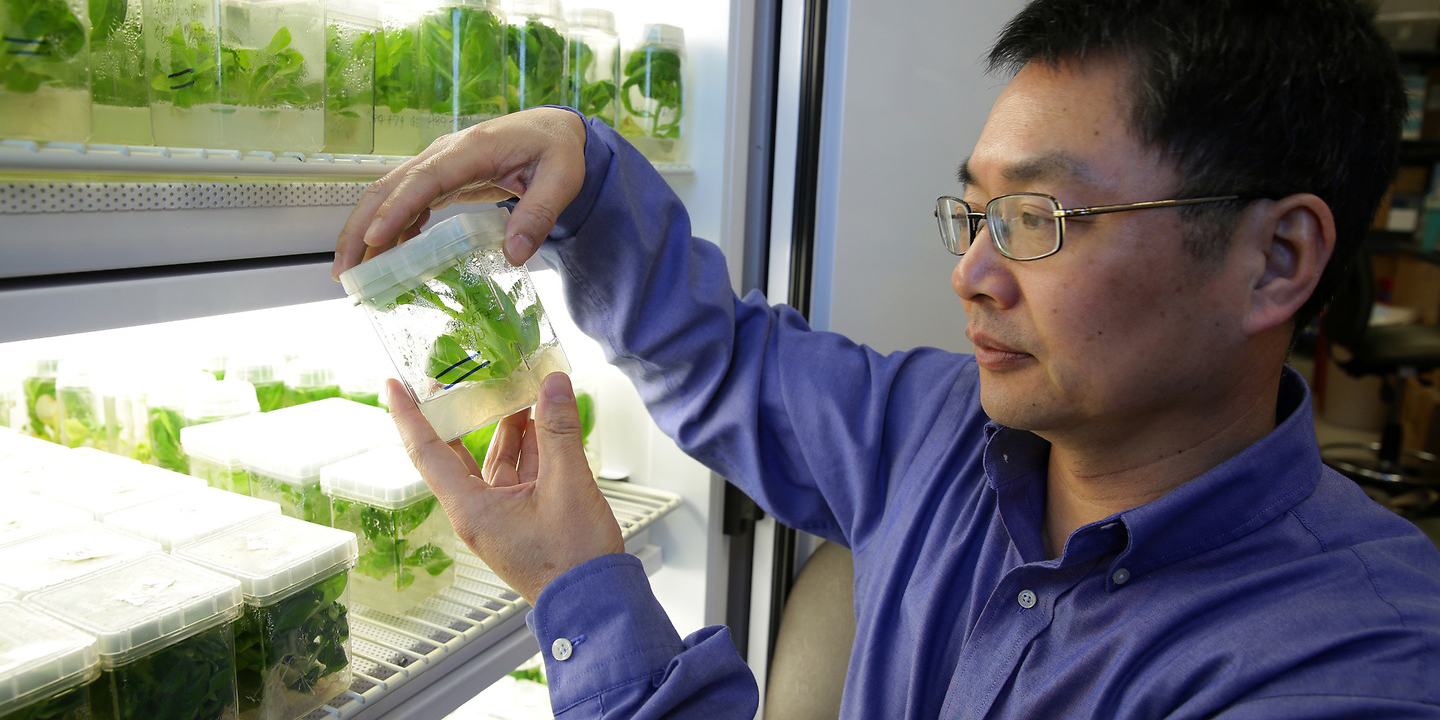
[333,495,453,591]
[417,5,504,118]
[58,386,98,449]
[281,383,339,408]
[374,25,416,114]
[23,375,59,443]
[253,473,330,525]
[326,23,374,118]
[148,405,187,472]
[91,622,238,720]
[505,18,565,110]
[457,392,590,466]
[253,380,285,412]
[89,0,146,108]
[150,24,316,109]
[6,684,88,720]
[0,0,87,93]
[342,390,380,408]
[620,44,682,138]
[568,39,616,121]
[393,266,542,389]
[192,458,249,495]
[234,572,349,716]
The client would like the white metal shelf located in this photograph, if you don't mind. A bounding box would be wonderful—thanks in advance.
[319,479,680,720]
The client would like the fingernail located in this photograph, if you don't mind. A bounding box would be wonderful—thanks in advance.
[506,233,537,261]
[545,374,573,403]
[362,217,384,247]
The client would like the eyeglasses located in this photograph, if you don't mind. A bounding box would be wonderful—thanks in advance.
[935,192,1246,261]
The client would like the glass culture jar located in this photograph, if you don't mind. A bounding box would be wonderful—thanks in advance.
[619,23,684,163]
[415,0,505,145]
[323,0,379,154]
[0,0,90,142]
[89,0,152,144]
[371,2,420,155]
[565,7,619,128]
[504,0,567,111]
[339,207,568,442]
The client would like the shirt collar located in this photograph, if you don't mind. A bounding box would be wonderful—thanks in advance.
[984,367,1322,580]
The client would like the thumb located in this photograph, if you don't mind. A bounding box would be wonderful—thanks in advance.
[532,372,592,485]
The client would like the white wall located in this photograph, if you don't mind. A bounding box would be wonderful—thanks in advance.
[811,0,1026,354]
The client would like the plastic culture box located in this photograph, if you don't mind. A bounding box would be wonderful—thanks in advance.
[33,462,206,520]
[0,523,160,597]
[281,356,340,408]
[55,358,103,450]
[565,7,619,128]
[89,0,151,144]
[321,445,455,613]
[0,603,100,720]
[371,3,420,155]
[145,0,325,151]
[415,0,505,145]
[504,0,567,111]
[29,553,243,720]
[182,413,268,495]
[185,379,260,427]
[339,208,569,441]
[144,370,214,472]
[21,358,59,444]
[0,494,92,549]
[99,370,151,462]
[104,487,281,551]
[0,0,90,141]
[223,354,285,412]
[619,23,684,162]
[337,360,388,408]
[323,0,378,154]
[176,514,357,720]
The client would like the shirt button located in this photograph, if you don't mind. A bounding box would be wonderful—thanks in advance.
[551,637,573,661]
[1112,568,1131,585]
[1017,589,1037,609]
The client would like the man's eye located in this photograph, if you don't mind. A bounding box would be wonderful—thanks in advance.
[1019,210,1049,231]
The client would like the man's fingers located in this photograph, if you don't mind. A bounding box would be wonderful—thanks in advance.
[531,373,592,486]
[484,408,531,488]
[385,379,480,500]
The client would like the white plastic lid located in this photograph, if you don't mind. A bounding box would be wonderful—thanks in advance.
[28,554,243,667]
[0,523,162,595]
[145,370,217,410]
[238,399,398,483]
[0,495,94,548]
[104,488,282,551]
[183,379,259,422]
[566,7,614,32]
[24,358,58,378]
[320,445,432,508]
[0,603,99,716]
[54,358,102,391]
[642,23,684,48]
[224,353,285,385]
[509,0,562,20]
[285,355,339,390]
[180,412,269,466]
[33,463,206,519]
[0,588,13,603]
[176,514,358,605]
[340,208,511,309]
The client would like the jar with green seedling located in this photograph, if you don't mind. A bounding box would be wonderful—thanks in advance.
[0,603,99,720]
[414,0,505,145]
[56,358,104,450]
[144,370,214,473]
[371,3,420,155]
[504,0,566,112]
[89,0,152,144]
[619,23,684,162]
[0,0,91,141]
[323,0,378,154]
[281,357,339,408]
[339,207,569,442]
[100,370,151,462]
[22,358,60,444]
[224,354,285,412]
[565,7,618,128]
[182,413,266,495]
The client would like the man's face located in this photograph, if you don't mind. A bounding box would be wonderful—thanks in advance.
[954,58,1254,444]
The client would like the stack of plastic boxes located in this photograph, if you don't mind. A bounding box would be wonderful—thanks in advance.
[177,514,358,719]
[322,445,456,613]
[0,603,100,720]
[104,487,282,550]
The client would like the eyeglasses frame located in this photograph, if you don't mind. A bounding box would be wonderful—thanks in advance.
[935,192,1248,261]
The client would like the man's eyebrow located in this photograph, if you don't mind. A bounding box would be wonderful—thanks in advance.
[956,151,1095,190]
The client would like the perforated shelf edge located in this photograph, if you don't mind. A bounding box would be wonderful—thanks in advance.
[308,479,681,720]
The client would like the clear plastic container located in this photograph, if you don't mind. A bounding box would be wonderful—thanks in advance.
[0,494,93,548]
[182,413,269,495]
[321,445,455,613]
[371,3,420,155]
[185,379,260,426]
[3,439,124,494]
[565,7,620,128]
[89,0,152,145]
[0,602,100,720]
[55,358,104,450]
[337,359,389,408]
[99,369,152,463]
[145,370,215,473]
[104,487,281,551]
[0,523,161,597]
[281,356,340,408]
[145,0,325,151]
[176,514,357,720]
[339,208,568,441]
[324,0,379,154]
[28,553,243,720]
[224,354,286,412]
[20,358,60,445]
[415,0,506,145]
[619,23,684,162]
[505,0,567,111]
[0,0,91,142]
[32,462,206,520]
[238,398,398,526]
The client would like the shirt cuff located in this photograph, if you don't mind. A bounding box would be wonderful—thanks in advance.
[525,553,684,713]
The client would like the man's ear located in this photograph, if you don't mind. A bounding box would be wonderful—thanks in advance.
[1241,194,1336,337]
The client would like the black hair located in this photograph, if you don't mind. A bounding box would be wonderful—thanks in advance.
[988,0,1407,335]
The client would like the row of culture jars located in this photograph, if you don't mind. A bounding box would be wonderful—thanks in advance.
[0,0,685,160]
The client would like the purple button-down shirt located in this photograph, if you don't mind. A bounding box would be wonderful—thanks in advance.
[523,116,1440,719]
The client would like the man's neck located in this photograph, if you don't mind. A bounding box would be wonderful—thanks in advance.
[1039,372,1284,559]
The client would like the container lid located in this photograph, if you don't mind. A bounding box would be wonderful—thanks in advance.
[0,603,100,716]
[54,358,102,391]
[0,494,94,548]
[28,554,243,667]
[183,379,259,422]
[642,23,684,48]
[0,523,162,595]
[145,370,217,410]
[176,514,358,605]
[180,412,269,466]
[24,358,58,378]
[103,488,282,551]
[508,0,561,20]
[320,445,432,508]
[238,399,399,483]
[224,353,285,385]
[340,208,511,309]
[565,7,613,32]
[33,463,206,519]
[284,355,338,390]
[0,588,13,604]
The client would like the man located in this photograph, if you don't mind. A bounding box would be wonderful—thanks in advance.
[334,0,1440,717]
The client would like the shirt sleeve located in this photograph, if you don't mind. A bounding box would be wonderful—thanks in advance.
[525,554,759,718]
[533,115,974,549]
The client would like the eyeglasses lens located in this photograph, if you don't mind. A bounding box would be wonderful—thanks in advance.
[991,194,1060,260]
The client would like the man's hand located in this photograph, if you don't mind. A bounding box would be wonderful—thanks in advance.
[333,107,587,279]
[386,372,624,605]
